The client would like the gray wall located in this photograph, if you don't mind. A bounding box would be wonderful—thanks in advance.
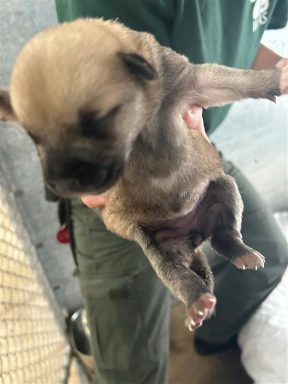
[0,1,287,310]
[0,0,82,311]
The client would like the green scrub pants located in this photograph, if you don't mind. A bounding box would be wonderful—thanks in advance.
[70,158,288,384]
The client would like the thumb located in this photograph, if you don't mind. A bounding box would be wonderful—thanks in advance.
[183,105,210,141]
[81,195,106,208]
[183,105,204,130]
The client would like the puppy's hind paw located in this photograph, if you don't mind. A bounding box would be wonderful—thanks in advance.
[185,293,216,332]
[233,249,265,270]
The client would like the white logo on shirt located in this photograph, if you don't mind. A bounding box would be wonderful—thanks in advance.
[250,0,270,31]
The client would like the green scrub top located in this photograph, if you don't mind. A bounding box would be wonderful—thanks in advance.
[56,0,287,133]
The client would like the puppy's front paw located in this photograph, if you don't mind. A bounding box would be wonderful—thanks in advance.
[276,58,288,95]
[185,293,216,332]
[233,249,265,270]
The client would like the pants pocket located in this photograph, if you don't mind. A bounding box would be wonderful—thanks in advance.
[82,276,141,372]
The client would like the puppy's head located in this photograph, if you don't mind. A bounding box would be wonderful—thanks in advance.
[0,19,160,197]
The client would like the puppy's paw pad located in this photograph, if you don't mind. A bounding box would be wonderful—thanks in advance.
[233,250,265,270]
[185,293,216,332]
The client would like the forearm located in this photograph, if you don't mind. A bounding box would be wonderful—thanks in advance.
[252,44,282,70]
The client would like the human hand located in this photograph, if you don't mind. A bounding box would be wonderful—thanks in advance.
[81,194,106,208]
[81,105,208,208]
[182,105,210,142]
[276,57,288,69]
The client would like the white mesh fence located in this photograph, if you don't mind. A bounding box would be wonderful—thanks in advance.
[0,178,71,384]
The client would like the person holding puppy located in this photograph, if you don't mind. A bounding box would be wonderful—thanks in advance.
[55,1,288,383]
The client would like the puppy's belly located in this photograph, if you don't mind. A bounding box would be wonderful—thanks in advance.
[139,180,220,247]
[140,209,203,248]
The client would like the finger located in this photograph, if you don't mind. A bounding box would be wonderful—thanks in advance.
[183,105,210,142]
[183,105,204,130]
[276,58,288,69]
[81,195,106,208]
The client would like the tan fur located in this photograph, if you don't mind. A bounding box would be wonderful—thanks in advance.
[0,19,286,329]
[10,20,161,149]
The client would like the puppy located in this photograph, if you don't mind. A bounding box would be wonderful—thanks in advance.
[1,19,287,330]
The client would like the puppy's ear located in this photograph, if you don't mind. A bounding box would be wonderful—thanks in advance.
[0,90,18,122]
[119,52,158,81]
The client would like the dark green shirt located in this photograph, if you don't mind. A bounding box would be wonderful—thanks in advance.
[56,0,287,133]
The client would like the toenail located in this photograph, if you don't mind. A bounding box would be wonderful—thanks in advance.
[188,319,196,332]
[197,310,204,316]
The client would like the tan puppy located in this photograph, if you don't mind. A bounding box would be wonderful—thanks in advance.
[1,19,287,330]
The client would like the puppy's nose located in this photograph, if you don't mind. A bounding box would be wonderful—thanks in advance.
[73,159,116,187]
[45,156,124,196]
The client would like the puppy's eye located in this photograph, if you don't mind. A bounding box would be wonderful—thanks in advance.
[79,106,120,139]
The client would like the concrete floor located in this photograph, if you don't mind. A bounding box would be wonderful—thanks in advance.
[169,303,253,384]
[0,0,287,320]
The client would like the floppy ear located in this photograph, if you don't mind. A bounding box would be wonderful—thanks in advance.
[0,90,18,122]
[118,52,158,81]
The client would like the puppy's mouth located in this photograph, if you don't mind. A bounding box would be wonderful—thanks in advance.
[45,160,124,198]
